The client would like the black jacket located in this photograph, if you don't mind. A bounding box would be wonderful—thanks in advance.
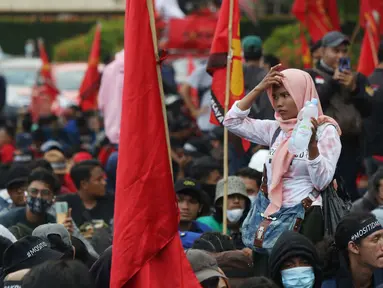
[306,62,372,151]
[365,68,383,156]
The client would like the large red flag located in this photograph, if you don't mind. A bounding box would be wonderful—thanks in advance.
[110,0,200,287]
[207,0,250,151]
[79,23,101,111]
[358,0,380,76]
[292,0,341,42]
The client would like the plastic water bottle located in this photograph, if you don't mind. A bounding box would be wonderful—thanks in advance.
[288,99,319,154]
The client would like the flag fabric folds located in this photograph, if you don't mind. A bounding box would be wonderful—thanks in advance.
[30,39,60,122]
[292,0,340,42]
[79,23,102,111]
[357,0,381,76]
[207,0,250,151]
[207,0,244,126]
[37,39,60,102]
[110,0,200,287]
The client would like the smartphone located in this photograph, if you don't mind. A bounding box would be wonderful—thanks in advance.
[55,201,68,224]
[339,57,351,72]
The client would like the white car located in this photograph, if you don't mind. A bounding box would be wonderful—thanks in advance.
[52,62,104,108]
[0,57,42,114]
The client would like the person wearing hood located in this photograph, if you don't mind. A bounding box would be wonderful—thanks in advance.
[197,176,251,249]
[322,212,383,288]
[351,169,383,213]
[269,231,322,288]
[223,66,341,249]
[98,50,124,145]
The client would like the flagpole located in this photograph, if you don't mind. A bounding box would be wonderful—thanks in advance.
[222,0,234,235]
[146,0,174,178]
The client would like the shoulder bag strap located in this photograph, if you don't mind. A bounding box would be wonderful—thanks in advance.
[260,127,282,196]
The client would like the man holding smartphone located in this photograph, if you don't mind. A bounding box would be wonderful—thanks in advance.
[306,31,372,201]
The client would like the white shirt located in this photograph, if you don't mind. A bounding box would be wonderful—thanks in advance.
[223,102,342,207]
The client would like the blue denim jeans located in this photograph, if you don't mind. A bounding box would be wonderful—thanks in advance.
[242,191,306,254]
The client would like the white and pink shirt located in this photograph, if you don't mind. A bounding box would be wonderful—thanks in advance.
[223,102,342,207]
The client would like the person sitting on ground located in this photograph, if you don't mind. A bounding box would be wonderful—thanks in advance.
[0,164,30,214]
[188,156,222,204]
[321,212,383,287]
[57,160,113,241]
[2,236,64,278]
[197,176,251,249]
[269,231,322,288]
[0,168,73,239]
[186,249,228,288]
[351,168,383,213]
[32,223,74,260]
[22,260,94,288]
[235,167,262,203]
[44,150,73,195]
[175,178,212,248]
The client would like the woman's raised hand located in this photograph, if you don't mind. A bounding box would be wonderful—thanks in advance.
[256,64,284,92]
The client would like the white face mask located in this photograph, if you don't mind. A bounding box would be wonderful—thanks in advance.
[227,209,244,223]
[281,266,315,288]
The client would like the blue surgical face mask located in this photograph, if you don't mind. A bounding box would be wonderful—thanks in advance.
[281,266,315,288]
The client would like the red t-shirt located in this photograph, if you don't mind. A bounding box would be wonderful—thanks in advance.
[0,144,15,164]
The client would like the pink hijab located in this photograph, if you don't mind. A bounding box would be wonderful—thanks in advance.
[264,69,341,217]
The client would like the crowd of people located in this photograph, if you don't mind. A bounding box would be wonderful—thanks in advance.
[0,21,382,287]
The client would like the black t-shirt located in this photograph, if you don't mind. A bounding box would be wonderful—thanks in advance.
[57,194,114,229]
[0,207,55,229]
[0,207,56,239]
[365,68,383,156]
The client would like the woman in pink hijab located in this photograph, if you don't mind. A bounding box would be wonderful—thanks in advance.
[223,65,342,247]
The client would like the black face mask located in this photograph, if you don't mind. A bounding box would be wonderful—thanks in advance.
[26,196,52,214]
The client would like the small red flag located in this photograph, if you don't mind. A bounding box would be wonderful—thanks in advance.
[110,0,201,287]
[207,0,250,151]
[30,39,60,122]
[358,0,380,76]
[79,23,102,111]
[292,0,341,42]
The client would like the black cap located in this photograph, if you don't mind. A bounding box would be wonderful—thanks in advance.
[322,31,350,47]
[175,178,203,199]
[174,178,210,214]
[3,236,64,275]
[6,164,31,189]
